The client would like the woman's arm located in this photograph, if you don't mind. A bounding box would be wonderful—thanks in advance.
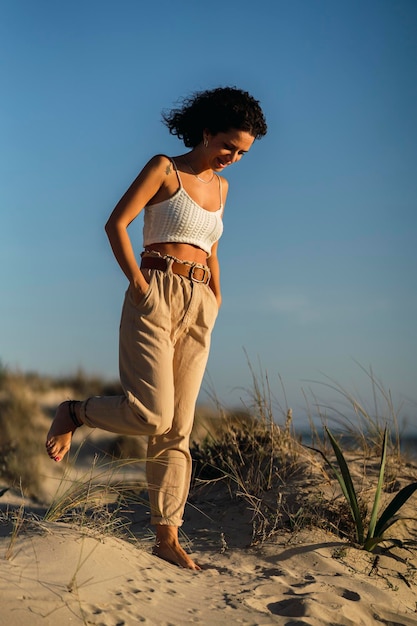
[207,176,228,308]
[207,241,222,308]
[105,155,168,294]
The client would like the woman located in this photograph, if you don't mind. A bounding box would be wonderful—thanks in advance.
[46,86,267,570]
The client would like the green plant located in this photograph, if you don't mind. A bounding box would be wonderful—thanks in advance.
[43,450,147,538]
[311,426,417,551]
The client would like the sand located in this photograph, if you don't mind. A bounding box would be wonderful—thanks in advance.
[1,518,416,626]
[1,467,417,626]
[1,393,417,625]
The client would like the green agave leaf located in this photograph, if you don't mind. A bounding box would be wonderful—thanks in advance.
[364,536,408,552]
[305,445,349,500]
[366,427,388,540]
[325,427,364,544]
[376,515,417,536]
[374,482,417,537]
[363,536,384,551]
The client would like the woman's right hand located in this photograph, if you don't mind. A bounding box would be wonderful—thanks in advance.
[130,273,150,305]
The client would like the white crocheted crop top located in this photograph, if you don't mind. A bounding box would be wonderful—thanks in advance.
[143,158,224,256]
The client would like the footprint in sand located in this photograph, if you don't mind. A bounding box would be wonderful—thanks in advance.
[267,597,306,618]
[266,586,361,619]
[292,574,315,588]
[341,589,360,601]
[245,570,363,620]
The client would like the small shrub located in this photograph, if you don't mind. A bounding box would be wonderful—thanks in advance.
[0,373,44,499]
[191,413,298,492]
[190,405,306,544]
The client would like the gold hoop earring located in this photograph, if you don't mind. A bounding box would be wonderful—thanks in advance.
[203,137,208,148]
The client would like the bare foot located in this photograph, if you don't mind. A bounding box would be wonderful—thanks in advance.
[153,525,201,571]
[45,401,82,462]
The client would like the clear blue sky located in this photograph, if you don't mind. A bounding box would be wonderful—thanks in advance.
[1,1,417,429]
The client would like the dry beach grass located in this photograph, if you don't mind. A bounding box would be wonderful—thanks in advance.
[1,365,417,625]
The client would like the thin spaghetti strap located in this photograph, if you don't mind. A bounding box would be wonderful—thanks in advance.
[216,173,223,209]
[170,158,183,189]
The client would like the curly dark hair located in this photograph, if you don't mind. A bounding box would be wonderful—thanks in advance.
[162,86,267,148]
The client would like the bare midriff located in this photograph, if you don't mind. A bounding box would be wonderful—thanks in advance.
[144,242,209,266]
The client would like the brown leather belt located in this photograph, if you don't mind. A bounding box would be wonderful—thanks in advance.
[140,256,211,285]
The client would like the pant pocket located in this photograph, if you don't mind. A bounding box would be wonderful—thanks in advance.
[127,270,156,309]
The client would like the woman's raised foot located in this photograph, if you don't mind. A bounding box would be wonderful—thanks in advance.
[45,400,82,462]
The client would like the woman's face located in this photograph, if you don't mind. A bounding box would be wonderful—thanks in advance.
[204,129,255,171]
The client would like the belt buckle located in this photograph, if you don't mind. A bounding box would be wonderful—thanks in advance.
[188,264,209,284]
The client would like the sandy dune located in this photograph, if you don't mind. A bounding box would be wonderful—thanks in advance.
[1,388,417,625]
[1,483,417,626]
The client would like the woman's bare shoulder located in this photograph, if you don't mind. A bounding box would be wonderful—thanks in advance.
[134,154,174,183]
[147,154,173,170]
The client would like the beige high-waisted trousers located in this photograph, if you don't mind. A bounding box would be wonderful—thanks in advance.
[80,257,218,527]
